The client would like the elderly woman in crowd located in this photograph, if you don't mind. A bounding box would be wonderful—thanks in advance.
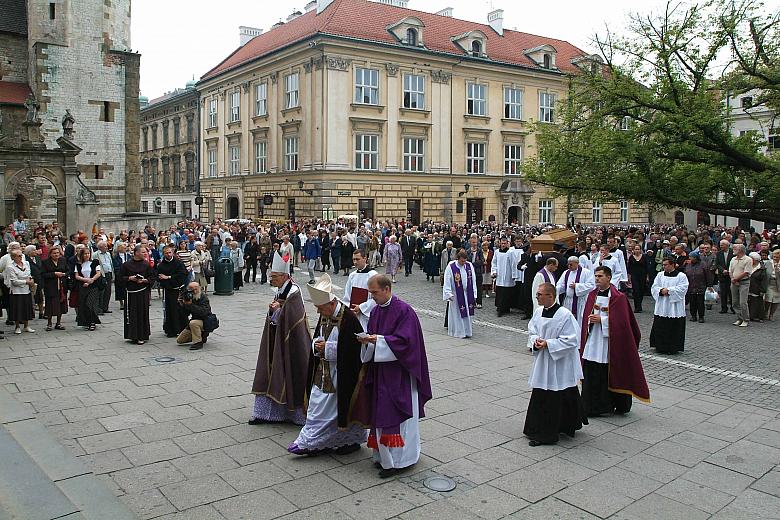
[73,247,103,331]
[6,249,36,334]
[42,245,69,331]
[685,252,712,323]
[25,244,45,319]
[765,249,780,321]
[747,252,768,322]
[228,239,244,290]
[383,234,402,283]
[0,241,23,326]
[176,240,193,282]
[191,241,211,293]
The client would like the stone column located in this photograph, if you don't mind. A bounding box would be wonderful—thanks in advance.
[123,52,141,213]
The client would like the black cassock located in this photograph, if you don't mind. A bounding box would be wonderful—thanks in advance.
[156,257,189,337]
[119,259,155,341]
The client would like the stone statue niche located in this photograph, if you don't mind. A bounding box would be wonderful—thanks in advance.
[62,109,75,139]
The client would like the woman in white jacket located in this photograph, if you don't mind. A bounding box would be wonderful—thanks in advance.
[5,249,35,334]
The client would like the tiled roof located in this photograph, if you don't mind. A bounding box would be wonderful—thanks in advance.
[201,0,589,81]
[0,81,32,106]
[0,0,28,36]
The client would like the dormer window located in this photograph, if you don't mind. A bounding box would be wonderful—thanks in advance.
[524,44,557,70]
[407,28,418,46]
[387,17,425,48]
[452,30,488,59]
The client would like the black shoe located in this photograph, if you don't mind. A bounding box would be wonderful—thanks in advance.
[378,468,398,478]
[719,310,728,314]
[248,418,268,425]
[202,332,208,344]
[373,461,382,469]
[6,320,13,326]
[690,316,698,322]
[189,342,203,350]
[334,443,361,455]
[698,317,705,323]
[166,333,178,338]
[730,308,736,314]
[104,310,112,314]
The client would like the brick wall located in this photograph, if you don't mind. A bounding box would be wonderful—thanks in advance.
[0,33,28,82]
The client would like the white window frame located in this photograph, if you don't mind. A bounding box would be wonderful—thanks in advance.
[255,83,267,116]
[284,136,299,171]
[254,141,267,174]
[539,91,556,123]
[354,67,379,105]
[504,87,523,120]
[466,142,486,174]
[620,200,629,222]
[208,98,217,128]
[467,83,487,116]
[229,91,240,122]
[229,145,240,175]
[619,116,630,130]
[355,134,379,171]
[167,201,177,215]
[504,144,522,175]
[207,148,217,178]
[592,201,602,224]
[403,73,425,110]
[285,73,299,109]
[402,137,424,172]
[538,199,553,224]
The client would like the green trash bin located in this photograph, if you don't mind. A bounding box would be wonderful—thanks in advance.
[214,257,234,296]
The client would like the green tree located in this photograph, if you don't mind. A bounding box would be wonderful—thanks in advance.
[525,0,780,222]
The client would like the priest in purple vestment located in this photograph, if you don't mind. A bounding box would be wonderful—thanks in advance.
[353,274,433,478]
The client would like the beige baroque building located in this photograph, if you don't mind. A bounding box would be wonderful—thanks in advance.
[197,0,647,226]
[139,84,199,218]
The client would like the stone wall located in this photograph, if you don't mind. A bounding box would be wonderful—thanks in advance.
[0,33,28,82]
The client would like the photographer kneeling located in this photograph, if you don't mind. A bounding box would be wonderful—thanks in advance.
[177,281,211,350]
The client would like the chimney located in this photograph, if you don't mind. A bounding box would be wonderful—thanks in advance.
[239,26,263,46]
[287,10,303,22]
[435,7,453,17]
[317,0,335,13]
[488,9,504,36]
[304,0,317,12]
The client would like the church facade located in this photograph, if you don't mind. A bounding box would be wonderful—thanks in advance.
[0,0,140,232]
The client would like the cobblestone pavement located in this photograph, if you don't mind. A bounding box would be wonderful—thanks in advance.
[0,265,779,519]
[385,265,780,411]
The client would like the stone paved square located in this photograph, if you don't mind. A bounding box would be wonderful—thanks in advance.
[1,266,780,519]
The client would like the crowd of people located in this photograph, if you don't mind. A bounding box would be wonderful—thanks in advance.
[1,214,778,467]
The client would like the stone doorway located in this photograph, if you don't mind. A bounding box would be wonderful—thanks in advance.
[226,196,240,219]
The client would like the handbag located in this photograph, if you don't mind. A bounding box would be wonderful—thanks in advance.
[202,260,215,278]
[203,313,219,333]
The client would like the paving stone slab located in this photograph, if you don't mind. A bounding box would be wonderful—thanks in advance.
[507,496,599,519]
[273,472,352,509]
[655,478,736,514]
[5,418,89,482]
[97,411,156,431]
[112,461,187,494]
[160,473,239,510]
[57,473,136,520]
[705,439,780,478]
[171,448,240,478]
[610,492,711,520]
[445,483,529,519]
[118,488,177,520]
[121,438,187,466]
[77,429,141,454]
[682,461,756,495]
[213,488,297,520]
[331,480,433,520]
[219,460,293,494]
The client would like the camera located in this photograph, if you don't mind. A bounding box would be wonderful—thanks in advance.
[180,288,196,302]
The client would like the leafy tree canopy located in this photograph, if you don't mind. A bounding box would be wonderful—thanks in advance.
[525,0,780,222]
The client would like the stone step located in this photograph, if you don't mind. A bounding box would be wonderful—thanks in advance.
[0,387,136,520]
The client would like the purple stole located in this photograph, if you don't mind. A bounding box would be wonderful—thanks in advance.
[450,262,476,318]
[540,268,556,286]
[563,266,583,316]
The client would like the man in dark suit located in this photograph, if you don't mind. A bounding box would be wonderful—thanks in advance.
[715,239,735,313]
[401,229,416,277]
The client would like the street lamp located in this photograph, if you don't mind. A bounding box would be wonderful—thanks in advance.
[458,183,471,197]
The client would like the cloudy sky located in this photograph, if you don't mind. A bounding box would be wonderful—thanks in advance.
[132,0,777,99]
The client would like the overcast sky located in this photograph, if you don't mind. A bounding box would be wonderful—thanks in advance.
[132,0,778,99]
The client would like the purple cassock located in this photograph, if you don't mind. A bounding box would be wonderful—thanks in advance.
[351,296,433,448]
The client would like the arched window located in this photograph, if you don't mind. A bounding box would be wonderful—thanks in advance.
[406,28,417,46]
[543,53,552,68]
[471,40,482,57]
[674,211,685,225]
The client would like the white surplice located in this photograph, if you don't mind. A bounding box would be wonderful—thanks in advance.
[360,320,420,470]
[582,291,610,364]
[531,268,558,312]
[343,267,378,330]
[510,246,526,283]
[595,255,623,288]
[527,305,584,390]
[491,249,515,288]
[650,271,689,318]
[556,267,595,327]
[443,260,477,338]
[294,302,369,450]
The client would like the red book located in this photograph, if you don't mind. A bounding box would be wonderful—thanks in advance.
[350,287,369,306]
